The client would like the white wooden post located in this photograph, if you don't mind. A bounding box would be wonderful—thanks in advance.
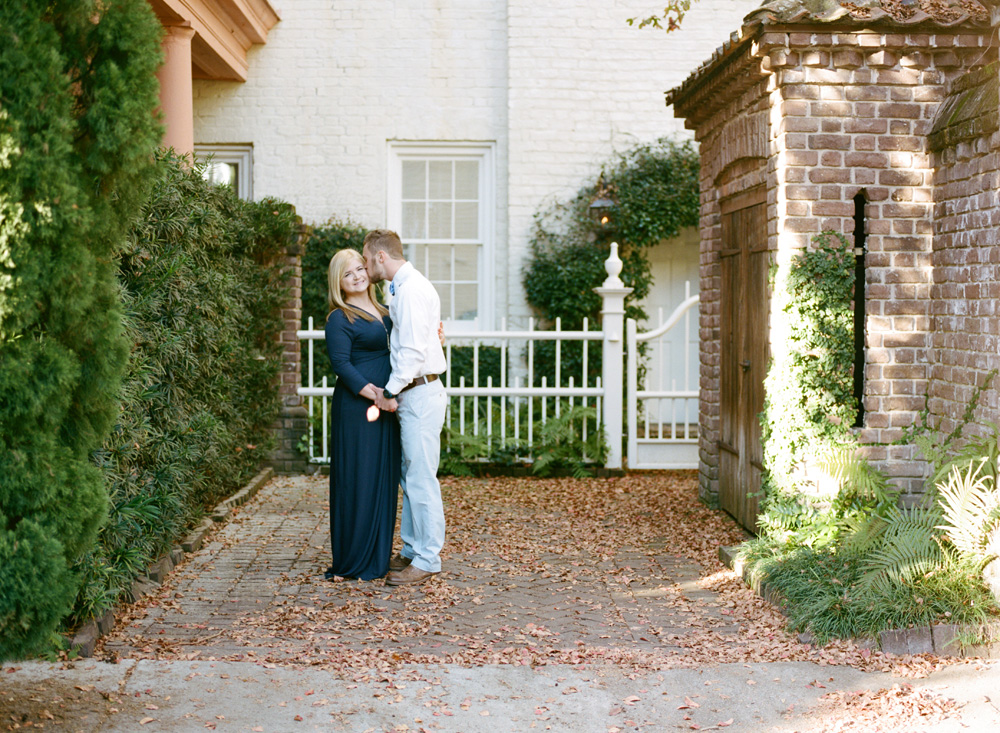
[594,242,632,470]
[626,317,638,469]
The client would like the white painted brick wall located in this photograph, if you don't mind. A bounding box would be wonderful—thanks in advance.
[193,0,758,322]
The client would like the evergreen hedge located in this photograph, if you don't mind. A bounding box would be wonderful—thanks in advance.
[0,0,162,660]
[73,153,296,622]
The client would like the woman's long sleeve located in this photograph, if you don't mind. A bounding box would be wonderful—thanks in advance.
[325,312,371,395]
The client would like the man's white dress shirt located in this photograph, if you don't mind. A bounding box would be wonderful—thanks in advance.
[385,261,447,396]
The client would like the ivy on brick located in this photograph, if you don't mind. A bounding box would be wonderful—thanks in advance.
[762,230,858,498]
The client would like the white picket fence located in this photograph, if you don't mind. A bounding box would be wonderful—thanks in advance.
[297,316,605,464]
[297,245,699,469]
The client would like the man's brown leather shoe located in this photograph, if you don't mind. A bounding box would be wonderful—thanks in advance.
[389,553,412,572]
[385,564,438,586]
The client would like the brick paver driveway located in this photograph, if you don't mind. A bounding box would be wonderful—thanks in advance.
[101,472,864,672]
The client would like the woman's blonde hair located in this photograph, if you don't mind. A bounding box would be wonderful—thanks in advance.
[327,249,388,323]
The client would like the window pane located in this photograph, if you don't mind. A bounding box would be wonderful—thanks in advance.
[402,161,425,199]
[409,243,432,273]
[454,202,478,239]
[437,283,454,321]
[455,161,478,200]
[428,202,452,239]
[454,284,478,320]
[402,202,426,240]
[205,161,237,188]
[424,244,454,279]
[428,161,452,199]
[406,243,421,265]
[453,245,479,280]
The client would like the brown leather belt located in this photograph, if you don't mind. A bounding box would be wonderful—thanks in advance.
[399,374,439,394]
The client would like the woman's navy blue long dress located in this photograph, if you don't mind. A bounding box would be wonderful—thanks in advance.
[325,308,400,580]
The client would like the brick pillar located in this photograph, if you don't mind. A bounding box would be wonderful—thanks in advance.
[268,224,310,474]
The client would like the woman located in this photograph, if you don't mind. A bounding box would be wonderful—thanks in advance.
[324,249,400,581]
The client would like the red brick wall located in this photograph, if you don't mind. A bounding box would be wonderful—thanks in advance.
[676,28,993,502]
[771,31,991,495]
[930,125,1000,443]
[269,234,310,474]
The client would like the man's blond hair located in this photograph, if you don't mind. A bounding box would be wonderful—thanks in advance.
[362,229,405,260]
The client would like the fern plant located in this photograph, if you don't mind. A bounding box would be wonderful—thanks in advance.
[530,406,608,478]
[936,454,1000,564]
[823,445,898,516]
[857,502,944,596]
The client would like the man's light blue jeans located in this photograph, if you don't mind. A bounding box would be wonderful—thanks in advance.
[397,379,447,573]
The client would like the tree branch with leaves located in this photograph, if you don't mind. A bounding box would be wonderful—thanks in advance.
[627,2,694,33]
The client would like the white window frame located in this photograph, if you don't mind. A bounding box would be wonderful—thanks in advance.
[387,142,495,332]
[194,144,253,200]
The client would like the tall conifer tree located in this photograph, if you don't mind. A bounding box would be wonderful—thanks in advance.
[0,0,162,659]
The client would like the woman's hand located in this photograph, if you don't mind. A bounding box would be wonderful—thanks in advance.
[359,383,378,401]
[438,321,446,347]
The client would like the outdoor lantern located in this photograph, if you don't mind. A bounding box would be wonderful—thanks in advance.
[589,177,617,231]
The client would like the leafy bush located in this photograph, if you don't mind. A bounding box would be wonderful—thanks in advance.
[72,152,296,622]
[762,230,857,500]
[741,539,995,643]
[445,346,504,388]
[0,0,162,661]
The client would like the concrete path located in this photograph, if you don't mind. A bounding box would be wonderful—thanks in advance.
[4,473,999,732]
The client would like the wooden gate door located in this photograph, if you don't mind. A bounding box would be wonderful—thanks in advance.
[718,188,768,532]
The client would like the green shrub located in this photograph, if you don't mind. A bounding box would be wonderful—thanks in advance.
[740,539,995,643]
[439,403,606,478]
[762,231,857,502]
[0,0,162,661]
[444,346,504,388]
[72,152,296,622]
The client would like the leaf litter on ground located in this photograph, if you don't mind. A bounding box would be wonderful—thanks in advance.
[96,472,974,686]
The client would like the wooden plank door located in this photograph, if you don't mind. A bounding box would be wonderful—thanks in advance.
[718,188,768,532]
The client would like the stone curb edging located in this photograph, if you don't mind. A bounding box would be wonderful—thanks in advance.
[719,544,1000,659]
[68,467,274,657]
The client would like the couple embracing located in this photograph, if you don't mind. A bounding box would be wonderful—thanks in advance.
[323,230,447,586]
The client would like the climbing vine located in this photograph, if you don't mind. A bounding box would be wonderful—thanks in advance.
[761,230,858,500]
[522,138,700,383]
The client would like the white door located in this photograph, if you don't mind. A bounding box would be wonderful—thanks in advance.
[638,227,700,427]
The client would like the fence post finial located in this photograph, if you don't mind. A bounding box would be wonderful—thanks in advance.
[603,241,625,288]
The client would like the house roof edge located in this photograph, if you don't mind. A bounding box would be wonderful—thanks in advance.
[666,0,992,115]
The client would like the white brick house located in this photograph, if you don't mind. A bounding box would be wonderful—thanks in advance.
[190,0,759,333]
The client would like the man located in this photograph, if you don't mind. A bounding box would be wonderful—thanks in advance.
[363,229,448,586]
